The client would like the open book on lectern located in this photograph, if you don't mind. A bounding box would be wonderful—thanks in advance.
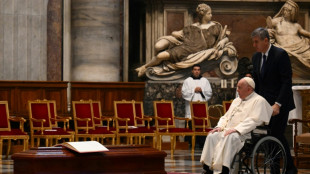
[55,141,109,153]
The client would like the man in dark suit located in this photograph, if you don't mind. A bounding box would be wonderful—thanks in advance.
[251,27,297,174]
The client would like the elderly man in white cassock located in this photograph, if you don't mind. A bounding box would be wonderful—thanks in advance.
[200,77,273,174]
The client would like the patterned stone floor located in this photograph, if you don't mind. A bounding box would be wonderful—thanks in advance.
[1,149,309,173]
[165,149,310,174]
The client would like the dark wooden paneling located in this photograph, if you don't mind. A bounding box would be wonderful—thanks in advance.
[0,88,14,114]
[0,81,145,118]
[46,89,68,115]
[71,82,145,116]
[0,81,68,117]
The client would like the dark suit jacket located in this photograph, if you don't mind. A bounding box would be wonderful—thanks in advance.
[252,45,295,113]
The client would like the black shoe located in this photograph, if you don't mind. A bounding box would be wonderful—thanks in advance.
[203,164,213,174]
[285,167,297,174]
[221,166,229,174]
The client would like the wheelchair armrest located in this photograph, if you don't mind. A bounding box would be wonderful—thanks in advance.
[252,128,268,135]
[255,125,269,130]
[251,125,270,137]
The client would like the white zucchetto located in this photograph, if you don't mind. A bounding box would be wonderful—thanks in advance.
[242,77,255,89]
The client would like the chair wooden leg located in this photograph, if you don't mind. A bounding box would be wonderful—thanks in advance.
[45,139,49,147]
[112,137,115,145]
[49,139,53,147]
[0,139,3,160]
[158,135,162,150]
[36,138,40,147]
[170,136,174,159]
[24,138,29,151]
[137,136,140,144]
[6,139,11,158]
[295,148,299,168]
[191,135,195,154]
[152,136,156,148]
[31,137,34,148]
[116,136,120,145]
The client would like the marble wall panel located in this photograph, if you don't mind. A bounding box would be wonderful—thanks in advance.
[30,16,41,80]
[47,0,62,81]
[3,0,13,14]
[3,15,13,79]
[17,16,27,80]
[15,0,27,15]
[71,0,121,81]
[0,0,48,81]
[0,13,3,79]
[213,14,272,59]
[13,15,18,79]
[40,13,47,81]
[31,0,42,15]
[26,15,32,80]
[166,11,184,35]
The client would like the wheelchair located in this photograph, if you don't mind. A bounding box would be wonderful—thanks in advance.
[232,126,287,174]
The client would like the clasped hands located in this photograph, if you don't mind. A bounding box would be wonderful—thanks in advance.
[210,127,237,136]
[194,87,202,93]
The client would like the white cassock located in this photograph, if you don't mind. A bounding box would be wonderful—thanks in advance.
[182,77,212,118]
[200,92,273,174]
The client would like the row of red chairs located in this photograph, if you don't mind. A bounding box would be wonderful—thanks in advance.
[0,99,233,159]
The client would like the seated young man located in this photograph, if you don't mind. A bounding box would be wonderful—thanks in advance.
[200,77,273,174]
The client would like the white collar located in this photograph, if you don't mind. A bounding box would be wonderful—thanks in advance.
[262,44,272,57]
[243,92,255,101]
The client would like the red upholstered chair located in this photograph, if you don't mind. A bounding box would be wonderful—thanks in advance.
[72,100,115,144]
[114,100,156,147]
[28,100,74,147]
[92,100,115,132]
[190,101,213,153]
[134,101,154,129]
[223,100,233,114]
[153,99,194,158]
[47,100,74,133]
[134,101,155,145]
[0,101,29,159]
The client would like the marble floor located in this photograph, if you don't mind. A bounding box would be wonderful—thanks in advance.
[1,149,310,173]
[165,149,310,174]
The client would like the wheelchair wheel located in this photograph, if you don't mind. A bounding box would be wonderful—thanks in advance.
[251,136,286,174]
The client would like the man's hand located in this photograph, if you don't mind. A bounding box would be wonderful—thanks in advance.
[272,104,280,116]
[195,87,202,93]
[224,128,237,136]
[210,127,221,134]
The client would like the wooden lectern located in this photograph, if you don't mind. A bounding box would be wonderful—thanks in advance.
[12,145,167,174]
